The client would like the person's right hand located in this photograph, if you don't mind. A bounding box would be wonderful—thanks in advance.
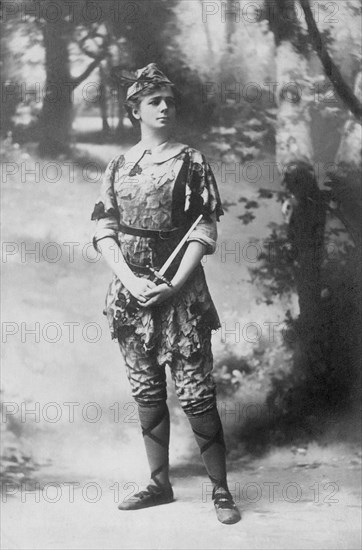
[125,276,157,304]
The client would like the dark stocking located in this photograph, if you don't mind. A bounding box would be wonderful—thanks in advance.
[187,406,228,491]
[138,402,171,489]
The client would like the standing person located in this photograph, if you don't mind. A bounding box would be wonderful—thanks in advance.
[91,63,240,524]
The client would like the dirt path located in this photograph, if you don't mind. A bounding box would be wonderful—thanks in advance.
[2,444,361,550]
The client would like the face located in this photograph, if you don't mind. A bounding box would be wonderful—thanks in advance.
[132,86,176,131]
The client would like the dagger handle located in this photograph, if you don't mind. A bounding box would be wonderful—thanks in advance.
[147,265,173,287]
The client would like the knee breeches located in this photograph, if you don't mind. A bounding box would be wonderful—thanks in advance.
[118,328,217,416]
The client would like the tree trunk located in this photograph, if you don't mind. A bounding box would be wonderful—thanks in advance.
[99,65,110,135]
[270,2,328,381]
[275,43,314,167]
[276,46,325,319]
[198,0,214,60]
[225,0,236,49]
[38,19,73,157]
[300,0,362,119]
[329,72,362,246]
[116,79,128,136]
[323,72,362,406]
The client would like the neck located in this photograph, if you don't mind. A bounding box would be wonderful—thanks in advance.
[139,127,171,149]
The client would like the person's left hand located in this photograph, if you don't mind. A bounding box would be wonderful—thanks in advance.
[138,283,176,307]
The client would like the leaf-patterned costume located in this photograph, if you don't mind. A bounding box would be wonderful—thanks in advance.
[91,141,224,415]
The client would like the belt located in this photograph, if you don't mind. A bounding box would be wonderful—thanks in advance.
[118,222,185,240]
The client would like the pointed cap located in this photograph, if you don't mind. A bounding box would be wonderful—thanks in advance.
[125,63,174,100]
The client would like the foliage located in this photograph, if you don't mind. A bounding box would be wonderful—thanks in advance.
[1,0,361,455]
[312,0,362,81]
[213,146,361,448]
[214,227,360,451]
[0,13,44,136]
[244,208,360,439]
[214,335,294,397]
[203,105,276,167]
[0,394,40,487]
[249,223,296,303]
[1,0,360,140]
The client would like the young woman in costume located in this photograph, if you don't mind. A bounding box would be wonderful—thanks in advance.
[91,63,240,524]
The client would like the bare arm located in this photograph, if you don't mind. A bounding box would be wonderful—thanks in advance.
[141,241,206,307]
[97,237,156,303]
[171,241,206,290]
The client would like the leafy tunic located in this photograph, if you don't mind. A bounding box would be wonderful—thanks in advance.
[91,141,223,366]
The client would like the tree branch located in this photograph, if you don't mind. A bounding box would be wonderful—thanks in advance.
[198,0,215,57]
[71,54,106,88]
[72,28,110,88]
[300,0,362,119]
[79,47,99,60]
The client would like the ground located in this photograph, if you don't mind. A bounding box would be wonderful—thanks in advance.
[1,138,361,549]
[2,444,361,549]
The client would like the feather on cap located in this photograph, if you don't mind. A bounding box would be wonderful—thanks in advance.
[111,63,174,100]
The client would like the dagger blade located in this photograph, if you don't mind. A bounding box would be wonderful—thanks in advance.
[158,214,203,276]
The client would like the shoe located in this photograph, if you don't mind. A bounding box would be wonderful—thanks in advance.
[118,484,174,511]
[213,487,241,524]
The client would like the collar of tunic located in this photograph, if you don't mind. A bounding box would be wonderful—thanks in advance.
[124,140,188,166]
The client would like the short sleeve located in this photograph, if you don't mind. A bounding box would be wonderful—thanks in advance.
[187,211,218,254]
[185,152,224,222]
[91,156,122,252]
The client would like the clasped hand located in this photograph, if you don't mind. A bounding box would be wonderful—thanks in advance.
[126,276,175,307]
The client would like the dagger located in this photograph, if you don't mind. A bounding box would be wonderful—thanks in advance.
[123,213,204,313]
[146,213,203,287]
